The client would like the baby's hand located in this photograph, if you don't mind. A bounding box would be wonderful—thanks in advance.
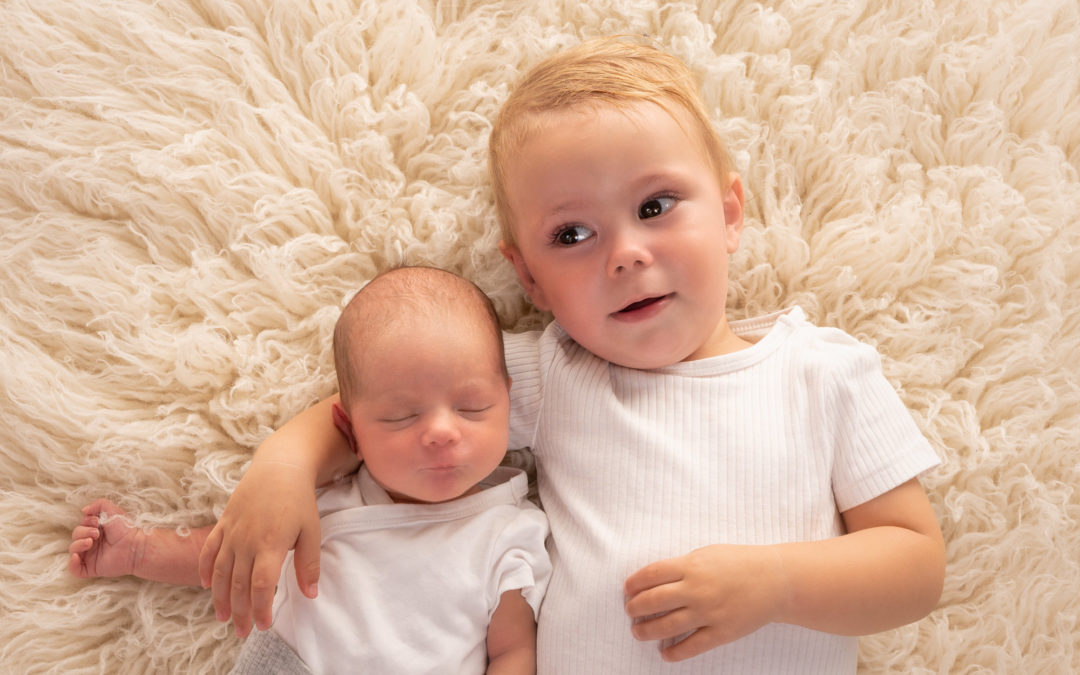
[69,498,142,579]
[623,544,790,662]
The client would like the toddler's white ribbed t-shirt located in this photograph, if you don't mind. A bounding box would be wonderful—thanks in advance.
[505,307,940,674]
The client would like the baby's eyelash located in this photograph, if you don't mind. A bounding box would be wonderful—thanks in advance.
[458,405,493,413]
[379,414,416,423]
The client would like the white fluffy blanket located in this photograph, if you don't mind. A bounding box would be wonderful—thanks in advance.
[2,1,1078,672]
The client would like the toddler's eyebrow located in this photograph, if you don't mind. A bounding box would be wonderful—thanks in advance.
[546,199,590,219]
[631,170,685,191]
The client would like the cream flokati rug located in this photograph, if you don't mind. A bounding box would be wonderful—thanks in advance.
[2,0,1078,672]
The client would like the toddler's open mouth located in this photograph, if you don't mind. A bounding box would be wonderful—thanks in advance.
[616,294,670,314]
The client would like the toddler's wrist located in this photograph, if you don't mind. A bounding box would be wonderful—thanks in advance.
[248,455,320,487]
[770,545,796,626]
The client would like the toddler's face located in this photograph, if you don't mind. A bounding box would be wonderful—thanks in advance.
[500,101,745,369]
[346,318,510,504]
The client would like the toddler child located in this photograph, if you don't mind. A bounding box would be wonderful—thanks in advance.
[70,266,552,675]
[199,37,945,674]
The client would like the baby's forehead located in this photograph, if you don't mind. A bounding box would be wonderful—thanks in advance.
[351,304,502,363]
[351,318,508,398]
[361,291,494,333]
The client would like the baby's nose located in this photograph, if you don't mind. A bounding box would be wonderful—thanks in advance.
[420,409,461,447]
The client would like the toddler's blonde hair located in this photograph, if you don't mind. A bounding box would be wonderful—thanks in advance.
[489,35,735,244]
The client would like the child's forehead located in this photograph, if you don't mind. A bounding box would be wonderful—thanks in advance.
[355,350,509,408]
[507,99,699,165]
[519,96,689,132]
[354,313,502,373]
[369,311,496,353]
[508,100,711,176]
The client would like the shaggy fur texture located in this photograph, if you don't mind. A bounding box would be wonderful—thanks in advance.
[2,0,1078,672]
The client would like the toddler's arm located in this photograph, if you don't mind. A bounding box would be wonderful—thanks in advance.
[69,498,209,586]
[486,589,537,675]
[624,478,945,662]
[198,394,358,637]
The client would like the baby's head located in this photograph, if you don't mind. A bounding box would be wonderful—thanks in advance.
[489,35,735,247]
[332,266,510,504]
[489,37,746,370]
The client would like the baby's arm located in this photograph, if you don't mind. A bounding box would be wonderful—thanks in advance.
[69,498,210,586]
[486,589,537,675]
[624,477,945,662]
[198,394,358,637]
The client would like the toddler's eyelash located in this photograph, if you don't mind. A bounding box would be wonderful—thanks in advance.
[547,224,592,246]
[647,191,680,206]
[638,192,679,219]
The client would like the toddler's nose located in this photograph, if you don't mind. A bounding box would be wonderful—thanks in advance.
[606,227,653,276]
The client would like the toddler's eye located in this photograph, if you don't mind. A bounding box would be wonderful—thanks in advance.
[638,196,676,219]
[550,225,594,246]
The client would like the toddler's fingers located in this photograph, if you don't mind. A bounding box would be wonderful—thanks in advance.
[659,627,718,663]
[630,606,693,643]
[228,554,255,638]
[624,557,683,598]
[251,550,286,631]
[293,517,322,599]
[210,544,235,624]
[199,523,223,589]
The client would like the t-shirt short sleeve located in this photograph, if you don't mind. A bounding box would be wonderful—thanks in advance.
[819,329,941,511]
[486,504,552,621]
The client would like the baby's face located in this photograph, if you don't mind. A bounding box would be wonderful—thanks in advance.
[347,319,510,504]
[499,101,745,369]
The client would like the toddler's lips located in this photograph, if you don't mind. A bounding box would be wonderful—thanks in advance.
[613,294,671,319]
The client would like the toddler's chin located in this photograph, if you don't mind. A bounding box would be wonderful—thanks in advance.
[589,344,687,371]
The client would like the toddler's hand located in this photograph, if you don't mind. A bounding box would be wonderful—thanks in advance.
[198,459,322,638]
[69,498,142,579]
[623,544,790,662]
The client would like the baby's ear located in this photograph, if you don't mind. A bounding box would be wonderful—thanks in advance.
[331,402,361,459]
[498,240,551,311]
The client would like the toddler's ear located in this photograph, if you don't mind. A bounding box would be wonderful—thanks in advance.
[331,403,361,459]
[722,172,745,252]
[498,240,551,311]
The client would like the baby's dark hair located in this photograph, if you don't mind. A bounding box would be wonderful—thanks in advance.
[332,266,507,411]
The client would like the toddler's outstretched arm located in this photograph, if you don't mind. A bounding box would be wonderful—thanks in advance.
[198,394,358,637]
[69,498,209,586]
[624,478,945,662]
